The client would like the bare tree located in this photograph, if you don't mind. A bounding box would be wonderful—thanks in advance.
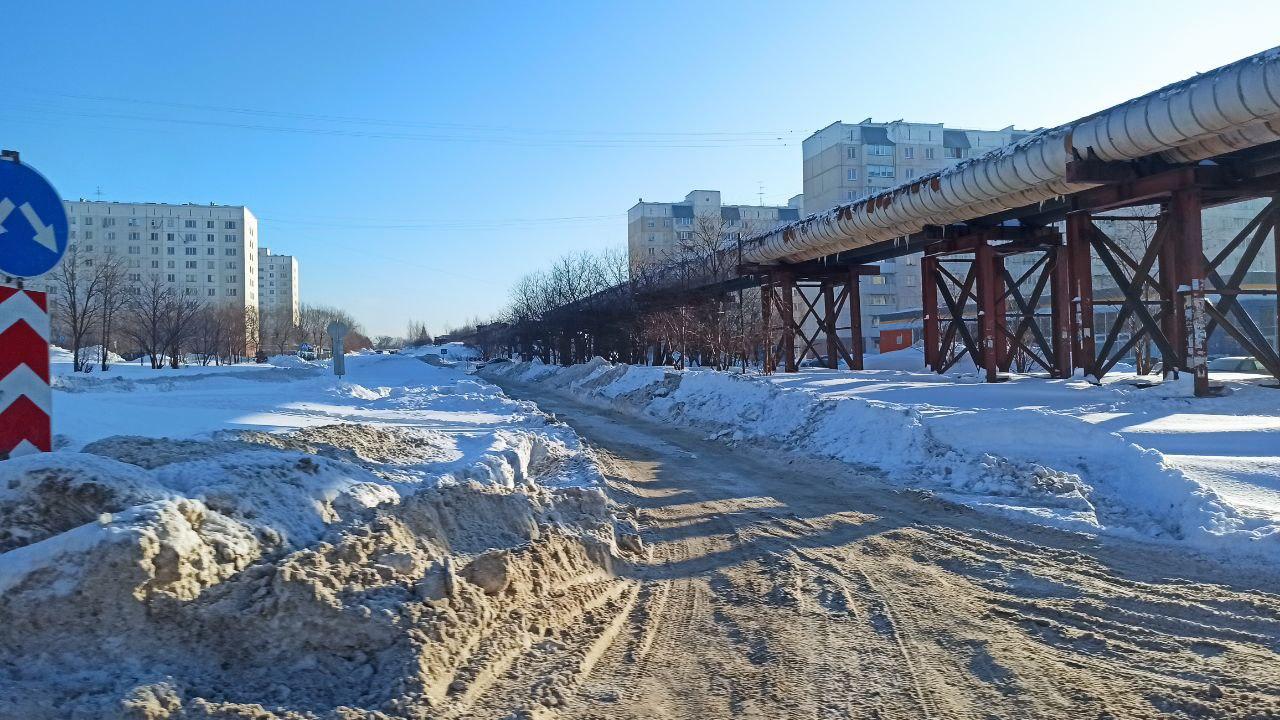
[405,319,433,347]
[96,254,127,370]
[121,276,173,369]
[49,246,104,372]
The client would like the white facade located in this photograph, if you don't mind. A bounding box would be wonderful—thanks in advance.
[628,190,803,272]
[257,248,300,331]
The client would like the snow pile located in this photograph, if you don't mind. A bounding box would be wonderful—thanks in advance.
[0,354,636,718]
[485,359,1280,559]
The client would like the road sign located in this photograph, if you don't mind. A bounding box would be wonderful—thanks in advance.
[0,286,51,457]
[0,158,69,278]
[327,321,348,377]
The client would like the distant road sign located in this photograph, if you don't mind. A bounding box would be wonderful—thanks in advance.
[327,321,348,377]
[0,158,69,278]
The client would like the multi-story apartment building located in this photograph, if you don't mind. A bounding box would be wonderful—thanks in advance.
[802,119,1032,351]
[257,248,300,334]
[56,200,261,344]
[628,190,804,272]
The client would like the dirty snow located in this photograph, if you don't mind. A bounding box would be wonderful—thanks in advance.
[0,348,637,718]
[484,358,1280,561]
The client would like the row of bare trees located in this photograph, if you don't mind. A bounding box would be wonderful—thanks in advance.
[467,213,769,368]
[46,248,375,370]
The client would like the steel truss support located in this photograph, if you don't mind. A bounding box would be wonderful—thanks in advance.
[1066,184,1280,396]
[923,230,1069,381]
[759,265,872,373]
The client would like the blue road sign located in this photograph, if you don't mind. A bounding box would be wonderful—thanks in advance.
[0,159,68,278]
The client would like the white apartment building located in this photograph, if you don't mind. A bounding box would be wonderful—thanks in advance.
[628,190,804,272]
[802,119,1032,351]
[57,200,260,340]
[257,248,300,332]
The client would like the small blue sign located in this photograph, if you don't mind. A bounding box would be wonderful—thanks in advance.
[0,159,69,278]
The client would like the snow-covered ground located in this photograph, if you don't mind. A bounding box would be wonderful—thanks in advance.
[0,344,630,717]
[484,356,1280,562]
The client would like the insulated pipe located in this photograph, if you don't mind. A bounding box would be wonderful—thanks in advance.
[744,47,1280,264]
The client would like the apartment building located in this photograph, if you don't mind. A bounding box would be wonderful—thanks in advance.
[61,200,259,307]
[257,248,300,335]
[801,119,1032,351]
[628,190,804,272]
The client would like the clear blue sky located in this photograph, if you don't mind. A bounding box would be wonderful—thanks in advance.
[3,1,1277,337]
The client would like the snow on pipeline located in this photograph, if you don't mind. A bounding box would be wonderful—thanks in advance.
[0,351,646,718]
[484,358,1280,561]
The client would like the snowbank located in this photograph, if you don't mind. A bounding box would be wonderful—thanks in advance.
[485,359,1280,561]
[0,353,637,718]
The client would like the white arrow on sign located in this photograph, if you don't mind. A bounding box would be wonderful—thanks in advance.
[18,203,57,252]
[0,198,13,235]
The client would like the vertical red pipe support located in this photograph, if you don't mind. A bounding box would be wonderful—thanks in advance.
[1049,245,1074,378]
[921,255,938,370]
[1066,212,1097,378]
[976,241,1000,383]
[994,254,1011,372]
[1157,206,1185,374]
[779,269,798,373]
[822,280,838,369]
[760,276,773,374]
[1172,188,1210,396]
[847,267,864,370]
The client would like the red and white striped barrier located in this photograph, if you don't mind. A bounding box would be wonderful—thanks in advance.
[0,286,50,457]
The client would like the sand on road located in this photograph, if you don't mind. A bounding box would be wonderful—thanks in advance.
[471,376,1280,720]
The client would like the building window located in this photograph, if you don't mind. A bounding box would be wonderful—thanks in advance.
[184,233,196,242]
[150,260,159,268]
[647,248,655,256]
[646,220,654,228]
[846,147,857,159]
[868,296,890,306]
[227,288,237,296]
[846,168,858,181]
[129,232,140,241]
[225,248,238,256]
[207,288,216,296]
[906,274,918,286]
[185,261,197,269]
[925,148,935,160]
[946,147,963,159]
[167,233,176,241]
[227,275,237,283]
[868,144,892,156]
[184,220,196,228]
[166,247,175,255]
[127,246,140,254]
[186,274,196,283]
[167,274,175,282]
[903,146,914,159]
[207,274,214,283]
[185,247,197,255]
[167,260,175,268]
[84,231,93,240]
[102,218,115,227]
[871,275,887,285]
[226,261,237,269]
[224,234,236,242]
[206,234,215,242]
[867,164,895,178]
[206,248,215,255]
[206,220,215,229]
[906,168,916,179]
[150,232,159,241]
[224,221,238,229]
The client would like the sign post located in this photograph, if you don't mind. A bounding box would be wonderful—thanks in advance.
[0,153,69,459]
[327,321,348,378]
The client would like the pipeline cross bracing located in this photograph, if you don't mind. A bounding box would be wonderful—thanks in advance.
[465,47,1280,397]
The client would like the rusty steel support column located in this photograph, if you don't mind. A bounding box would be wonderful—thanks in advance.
[1067,212,1097,377]
[822,280,838,369]
[994,254,1011,372]
[760,276,773,374]
[779,270,798,373]
[1050,246,1074,378]
[976,242,1000,382]
[1173,188,1210,396]
[921,255,938,370]
[847,267,864,370]
[1157,207,1184,375]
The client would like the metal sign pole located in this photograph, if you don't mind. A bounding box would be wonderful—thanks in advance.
[327,321,349,378]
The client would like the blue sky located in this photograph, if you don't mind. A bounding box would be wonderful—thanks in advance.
[3,1,1278,337]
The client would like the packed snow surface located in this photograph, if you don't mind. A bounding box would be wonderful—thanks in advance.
[485,358,1280,561]
[0,348,635,718]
